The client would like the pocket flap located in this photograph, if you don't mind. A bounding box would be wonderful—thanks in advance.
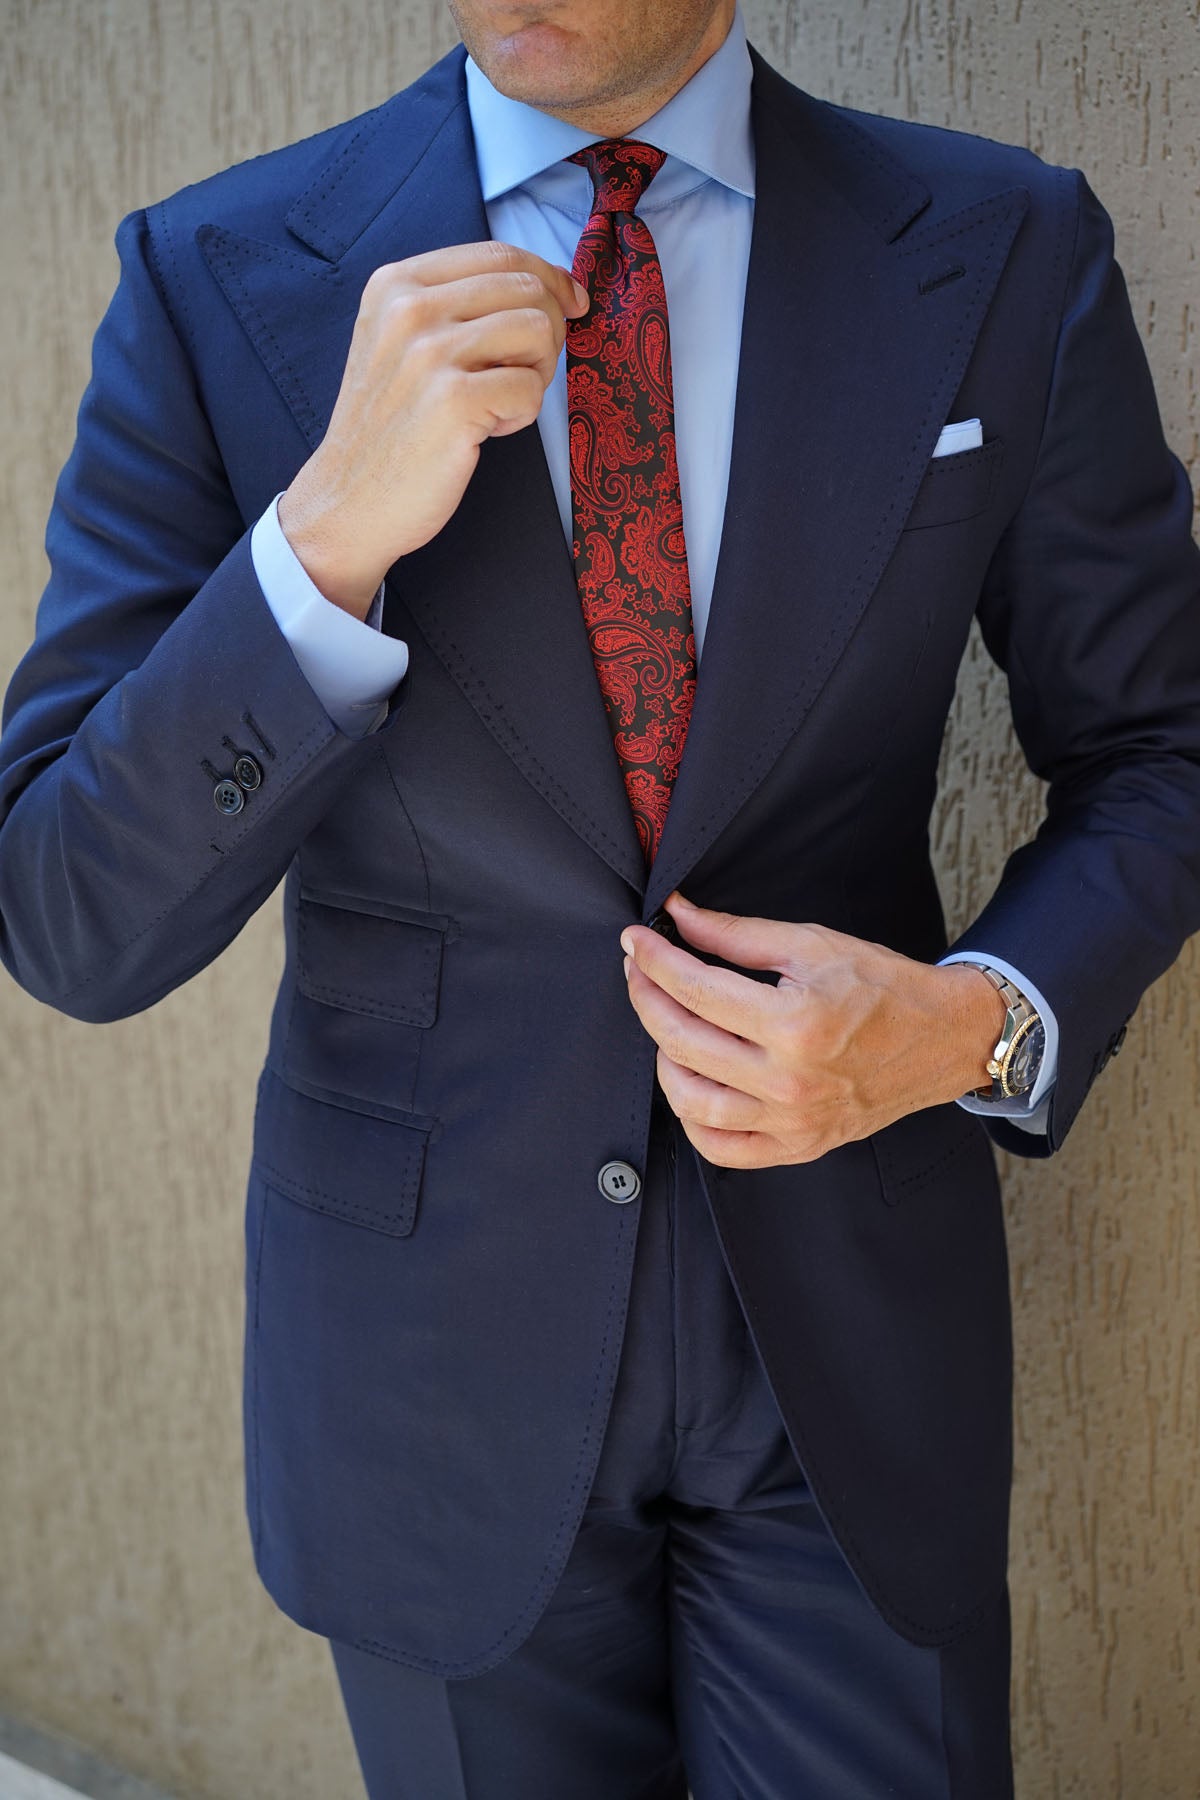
[870,1102,984,1206]
[252,1067,431,1237]
[903,438,1004,531]
[296,886,446,1026]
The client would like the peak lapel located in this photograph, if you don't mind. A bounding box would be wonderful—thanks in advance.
[197,45,647,893]
[644,52,1029,913]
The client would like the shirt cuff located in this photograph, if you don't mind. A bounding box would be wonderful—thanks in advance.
[250,492,408,738]
[937,951,1059,1135]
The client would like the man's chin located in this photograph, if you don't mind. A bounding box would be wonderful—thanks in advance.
[478,24,592,97]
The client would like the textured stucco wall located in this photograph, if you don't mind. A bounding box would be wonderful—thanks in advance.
[0,4,1196,1796]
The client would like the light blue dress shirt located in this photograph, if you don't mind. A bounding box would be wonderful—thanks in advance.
[249,1,1056,1128]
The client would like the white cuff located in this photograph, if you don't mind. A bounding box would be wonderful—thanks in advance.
[938,951,1059,1135]
[250,493,408,738]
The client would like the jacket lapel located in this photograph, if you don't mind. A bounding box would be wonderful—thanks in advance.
[197,43,1029,908]
[643,49,1029,912]
[198,45,647,892]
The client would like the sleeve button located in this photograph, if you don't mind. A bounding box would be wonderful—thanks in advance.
[213,778,245,816]
[233,754,263,791]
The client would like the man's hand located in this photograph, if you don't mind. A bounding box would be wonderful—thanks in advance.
[277,242,590,618]
[620,891,1008,1169]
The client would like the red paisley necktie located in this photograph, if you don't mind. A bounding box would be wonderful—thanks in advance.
[565,138,696,866]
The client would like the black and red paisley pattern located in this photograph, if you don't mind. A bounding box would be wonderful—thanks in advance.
[566,138,696,865]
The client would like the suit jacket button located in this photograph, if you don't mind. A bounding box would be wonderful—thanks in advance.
[646,908,682,947]
[598,1160,641,1204]
[213,778,245,816]
[234,753,263,791]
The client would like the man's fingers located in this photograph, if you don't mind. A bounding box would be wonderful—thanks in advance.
[466,365,553,438]
[444,307,565,390]
[625,958,768,1091]
[655,1052,763,1131]
[385,240,588,319]
[678,1119,780,1170]
[662,889,828,975]
[620,923,777,1043]
[416,272,574,349]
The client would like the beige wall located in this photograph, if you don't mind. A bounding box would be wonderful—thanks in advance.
[1,2,1196,1795]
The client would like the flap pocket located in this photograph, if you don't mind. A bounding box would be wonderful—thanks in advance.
[296,885,446,1026]
[903,437,1004,531]
[870,1102,985,1207]
[252,1067,431,1237]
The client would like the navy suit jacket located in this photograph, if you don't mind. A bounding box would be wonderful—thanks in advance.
[3,42,1199,1675]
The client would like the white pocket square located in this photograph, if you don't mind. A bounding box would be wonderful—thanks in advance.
[932,418,983,457]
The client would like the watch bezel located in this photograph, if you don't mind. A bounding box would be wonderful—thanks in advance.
[994,1012,1045,1098]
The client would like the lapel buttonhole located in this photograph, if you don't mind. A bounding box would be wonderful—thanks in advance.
[918,263,967,295]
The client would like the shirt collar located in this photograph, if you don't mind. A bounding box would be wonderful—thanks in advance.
[463,1,755,211]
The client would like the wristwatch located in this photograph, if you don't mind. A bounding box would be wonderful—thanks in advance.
[965,964,1046,1101]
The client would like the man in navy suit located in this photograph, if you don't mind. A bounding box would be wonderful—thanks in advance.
[3,0,1198,1793]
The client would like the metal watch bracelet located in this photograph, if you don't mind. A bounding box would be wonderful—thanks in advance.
[966,964,1044,1102]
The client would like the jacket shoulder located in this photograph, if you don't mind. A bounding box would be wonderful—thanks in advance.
[814,89,1076,228]
[846,103,1071,201]
[145,109,363,248]
[142,43,464,251]
[749,49,1079,248]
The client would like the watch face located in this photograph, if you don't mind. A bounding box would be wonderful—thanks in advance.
[1003,1016,1046,1097]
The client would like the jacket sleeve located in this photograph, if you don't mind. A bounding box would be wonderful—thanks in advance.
[946,170,1200,1157]
[0,207,406,1023]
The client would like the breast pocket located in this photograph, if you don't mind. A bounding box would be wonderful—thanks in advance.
[902,437,1004,531]
[296,885,447,1026]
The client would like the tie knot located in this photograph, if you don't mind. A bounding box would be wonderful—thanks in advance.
[567,137,667,214]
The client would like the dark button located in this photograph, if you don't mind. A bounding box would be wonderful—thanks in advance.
[213,778,245,816]
[1110,1024,1128,1058]
[233,754,263,791]
[598,1160,641,1204]
[646,908,682,948]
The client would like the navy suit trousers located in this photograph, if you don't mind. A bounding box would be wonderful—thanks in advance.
[328,1101,1014,1799]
